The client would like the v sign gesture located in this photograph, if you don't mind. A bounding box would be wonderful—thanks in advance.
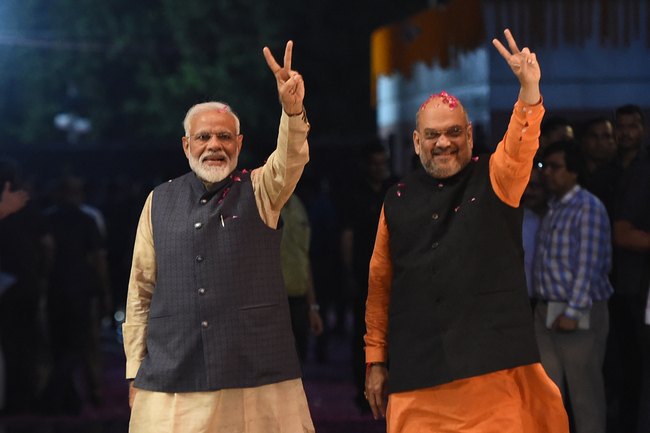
[493,29,541,106]
[263,41,305,116]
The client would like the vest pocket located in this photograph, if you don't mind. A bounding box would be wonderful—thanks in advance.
[240,303,280,311]
[239,303,281,329]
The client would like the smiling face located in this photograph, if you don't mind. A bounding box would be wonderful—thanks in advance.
[182,109,243,183]
[413,96,473,179]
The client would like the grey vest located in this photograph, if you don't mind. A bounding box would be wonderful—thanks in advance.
[384,157,540,394]
[134,171,302,393]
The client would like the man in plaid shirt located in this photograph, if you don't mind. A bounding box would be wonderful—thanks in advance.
[533,139,613,433]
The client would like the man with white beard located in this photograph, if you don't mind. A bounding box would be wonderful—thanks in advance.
[123,41,314,432]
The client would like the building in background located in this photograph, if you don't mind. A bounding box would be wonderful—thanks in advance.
[372,0,650,176]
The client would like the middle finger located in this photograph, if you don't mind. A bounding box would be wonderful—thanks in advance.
[283,41,293,72]
[504,29,520,54]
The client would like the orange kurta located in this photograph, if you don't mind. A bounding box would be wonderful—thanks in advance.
[365,97,569,432]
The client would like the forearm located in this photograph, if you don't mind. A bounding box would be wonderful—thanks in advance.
[123,193,157,379]
[489,97,545,207]
[306,263,317,306]
[365,208,392,363]
[614,220,650,252]
[252,111,310,228]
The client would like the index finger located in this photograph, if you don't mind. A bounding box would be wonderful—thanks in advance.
[492,38,511,60]
[283,40,293,72]
[263,46,282,75]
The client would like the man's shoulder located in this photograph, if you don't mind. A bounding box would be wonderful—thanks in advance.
[574,187,608,215]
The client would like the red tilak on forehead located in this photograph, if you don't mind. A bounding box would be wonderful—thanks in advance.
[420,91,460,111]
[217,105,229,113]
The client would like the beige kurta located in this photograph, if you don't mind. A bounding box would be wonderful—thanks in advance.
[123,111,314,433]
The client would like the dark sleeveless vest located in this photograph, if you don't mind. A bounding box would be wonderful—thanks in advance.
[134,171,302,393]
[383,157,540,394]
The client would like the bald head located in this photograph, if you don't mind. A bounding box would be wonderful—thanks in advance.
[416,92,468,131]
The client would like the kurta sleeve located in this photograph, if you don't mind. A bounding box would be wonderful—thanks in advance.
[251,111,310,228]
[123,192,157,379]
[364,206,393,363]
[489,97,545,207]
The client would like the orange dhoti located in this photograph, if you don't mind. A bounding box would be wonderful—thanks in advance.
[386,363,568,433]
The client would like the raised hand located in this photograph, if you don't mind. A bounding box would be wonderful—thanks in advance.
[263,41,305,116]
[0,182,29,219]
[493,29,541,105]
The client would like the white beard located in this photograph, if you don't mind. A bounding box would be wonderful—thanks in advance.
[188,150,238,183]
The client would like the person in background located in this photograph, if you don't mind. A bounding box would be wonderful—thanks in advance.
[533,140,612,433]
[580,116,616,179]
[0,159,51,415]
[340,141,392,413]
[280,193,323,364]
[521,166,547,308]
[39,175,110,415]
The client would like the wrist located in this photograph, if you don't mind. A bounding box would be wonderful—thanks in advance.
[366,362,386,375]
[284,107,304,117]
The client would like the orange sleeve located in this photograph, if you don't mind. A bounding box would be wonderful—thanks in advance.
[364,206,393,363]
[489,97,545,207]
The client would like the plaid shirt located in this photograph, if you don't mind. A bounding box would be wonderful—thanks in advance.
[532,184,613,320]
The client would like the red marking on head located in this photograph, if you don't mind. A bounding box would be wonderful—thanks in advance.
[217,105,229,113]
[420,91,461,111]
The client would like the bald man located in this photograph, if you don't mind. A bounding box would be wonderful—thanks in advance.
[364,30,568,433]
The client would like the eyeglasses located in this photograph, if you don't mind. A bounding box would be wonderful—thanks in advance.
[422,125,465,141]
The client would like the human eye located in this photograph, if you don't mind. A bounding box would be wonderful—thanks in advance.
[447,126,463,137]
[195,132,211,141]
[424,130,441,140]
[217,132,233,140]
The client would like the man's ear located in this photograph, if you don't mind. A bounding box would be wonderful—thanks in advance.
[237,134,243,154]
[182,136,190,159]
[413,130,421,156]
[467,121,474,151]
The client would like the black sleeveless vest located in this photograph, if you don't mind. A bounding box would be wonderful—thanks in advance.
[134,171,302,393]
[383,157,540,394]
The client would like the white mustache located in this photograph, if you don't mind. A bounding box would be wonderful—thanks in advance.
[200,151,228,163]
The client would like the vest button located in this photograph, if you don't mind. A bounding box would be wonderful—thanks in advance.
[432,213,439,220]
[431,242,439,249]
[194,222,202,229]
[198,288,206,295]
[201,321,209,328]
[196,255,204,262]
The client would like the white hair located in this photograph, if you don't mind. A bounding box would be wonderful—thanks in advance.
[183,102,241,136]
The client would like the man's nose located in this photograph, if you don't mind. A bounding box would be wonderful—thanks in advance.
[206,135,223,150]
[436,134,452,147]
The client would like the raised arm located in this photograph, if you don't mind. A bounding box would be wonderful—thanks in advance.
[252,42,310,227]
[489,30,545,207]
